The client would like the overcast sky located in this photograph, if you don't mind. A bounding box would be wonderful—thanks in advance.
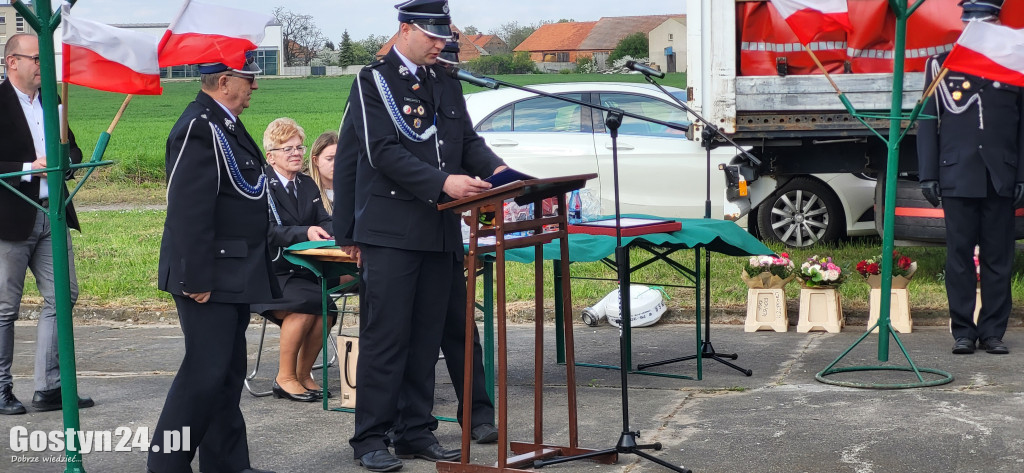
[73,0,685,42]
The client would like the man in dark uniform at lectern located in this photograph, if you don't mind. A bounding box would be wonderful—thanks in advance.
[918,0,1024,355]
[148,51,279,473]
[333,1,506,470]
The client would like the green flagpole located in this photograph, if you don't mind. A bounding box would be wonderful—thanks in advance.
[12,0,85,471]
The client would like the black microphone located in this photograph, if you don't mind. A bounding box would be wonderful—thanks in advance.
[625,60,665,79]
[445,67,499,90]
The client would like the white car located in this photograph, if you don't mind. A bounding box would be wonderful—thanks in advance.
[464,82,876,247]
[465,82,737,220]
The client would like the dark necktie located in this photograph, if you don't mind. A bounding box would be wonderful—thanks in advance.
[285,180,298,205]
[416,67,431,99]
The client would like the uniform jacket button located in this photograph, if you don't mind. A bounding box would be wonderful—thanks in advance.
[439,140,445,145]
[219,249,226,254]
[390,190,396,195]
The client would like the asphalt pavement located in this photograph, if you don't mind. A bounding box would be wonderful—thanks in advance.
[2,318,1023,473]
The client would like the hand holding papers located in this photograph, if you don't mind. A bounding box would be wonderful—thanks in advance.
[484,167,535,188]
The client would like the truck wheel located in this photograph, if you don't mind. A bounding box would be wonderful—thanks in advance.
[757,177,845,248]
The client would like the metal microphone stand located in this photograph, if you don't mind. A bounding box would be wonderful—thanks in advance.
[471,74,691,472]
[633,74,753,377]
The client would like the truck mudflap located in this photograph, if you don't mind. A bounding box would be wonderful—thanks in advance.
[738,0,1024,76]
[875,179,1024,243]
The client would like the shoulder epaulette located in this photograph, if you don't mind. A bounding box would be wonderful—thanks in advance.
[364,59,386,70]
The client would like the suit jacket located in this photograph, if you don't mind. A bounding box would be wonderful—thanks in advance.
[917,53,1024,198]
[265,166,333,275]
[0,79,83,241]
[333,47,505,253]
[158,91,281,304]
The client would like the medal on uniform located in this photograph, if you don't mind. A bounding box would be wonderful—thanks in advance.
[403,105,412,115]
[962,81,971,90]
[417,105,425,116]
[952,91,963,101]
[414,118,422,128]
[412,83,421,91]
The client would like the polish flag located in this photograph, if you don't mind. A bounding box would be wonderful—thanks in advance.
[61,7,162,95]
[158,0,273,68]
[770,0,853,45]
[943,20,1024,87]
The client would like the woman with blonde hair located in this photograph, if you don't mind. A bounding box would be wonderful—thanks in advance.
[307,131,338,214]
[250,117,335,402]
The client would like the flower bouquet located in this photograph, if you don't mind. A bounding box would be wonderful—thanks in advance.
[741,253,795,289]
[797,255,845,288]
[856,250,917,289]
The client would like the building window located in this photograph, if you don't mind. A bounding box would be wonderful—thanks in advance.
[16,14,24,33]
[254,49,278,76]
[0,15,6,24]
[668,33,674,41]
[555,52,569,62]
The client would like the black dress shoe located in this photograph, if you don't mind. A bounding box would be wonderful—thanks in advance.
[358,449,403,472]
[952,338,976,354]
[0,384,26,415]
[396,443,460,462]
[272,382,316,402]
[979,337,1009,354]
[31,387,94,412]
[305,388,332,399]
[470,423,499,444]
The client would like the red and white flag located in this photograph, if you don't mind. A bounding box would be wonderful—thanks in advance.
[61,6,162,95]
[158,0,273,68]
[770,0,852,45]
[943,20,1024,87]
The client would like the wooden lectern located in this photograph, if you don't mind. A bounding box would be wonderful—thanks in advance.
[436,173,615,472]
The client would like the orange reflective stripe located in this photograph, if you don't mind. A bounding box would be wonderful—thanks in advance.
[893,208,1024,218]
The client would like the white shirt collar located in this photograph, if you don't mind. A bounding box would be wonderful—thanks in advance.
[12,85,38,105]
[273,168,296,187]
[212,98,237,122]
[393,47,423,80]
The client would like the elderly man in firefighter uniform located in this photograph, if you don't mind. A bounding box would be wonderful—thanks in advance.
[333,0,506,471]
[918,0,1024,355]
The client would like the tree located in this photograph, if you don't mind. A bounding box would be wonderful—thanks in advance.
[273,7,328,66]
[358,34,389,58]
[608,32,649,63]
[324,40,335,51]
[490,21,542,51]
[338,30,357,67]
[462,25,480,35]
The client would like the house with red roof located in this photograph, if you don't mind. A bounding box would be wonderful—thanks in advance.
[514,14,681,71]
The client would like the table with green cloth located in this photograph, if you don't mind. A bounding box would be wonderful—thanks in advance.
[476,217,772,380]
[283,241,361,413]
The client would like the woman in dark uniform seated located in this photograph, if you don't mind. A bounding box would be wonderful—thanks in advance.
[251,118,335,402]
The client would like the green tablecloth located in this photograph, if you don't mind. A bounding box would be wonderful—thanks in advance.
[497,217,772,262]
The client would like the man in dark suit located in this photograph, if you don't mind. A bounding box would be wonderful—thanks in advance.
[148,51,279,473]
[0,33,93,415]
[918,0,1024,355]
[334,1,506,470]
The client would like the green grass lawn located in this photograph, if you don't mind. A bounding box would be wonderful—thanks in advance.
[18,208,1024,315]
[69,72,684,193]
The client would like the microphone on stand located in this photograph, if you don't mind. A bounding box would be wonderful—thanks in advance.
[624,60,665,79]
[445,66,499,90]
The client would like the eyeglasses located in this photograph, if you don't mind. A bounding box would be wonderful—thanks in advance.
[11,54,40,65]
[225,73,256,84]
[269,145,307,154]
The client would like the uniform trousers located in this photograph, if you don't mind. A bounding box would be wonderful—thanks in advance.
[439,266,494,429]
[0,208,77,392]
[943,190,1015,342]
[350,244,454,458]
[148,296,251,473]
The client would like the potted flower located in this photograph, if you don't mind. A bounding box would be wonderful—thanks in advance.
[741,253,796,289]
[797,255,845,288]
[857,250,917,333]
[742,253,795,332]
[796,255,845,333]
[856,250,918,290]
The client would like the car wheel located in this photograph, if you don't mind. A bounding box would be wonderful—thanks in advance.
[757,177,845,248]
